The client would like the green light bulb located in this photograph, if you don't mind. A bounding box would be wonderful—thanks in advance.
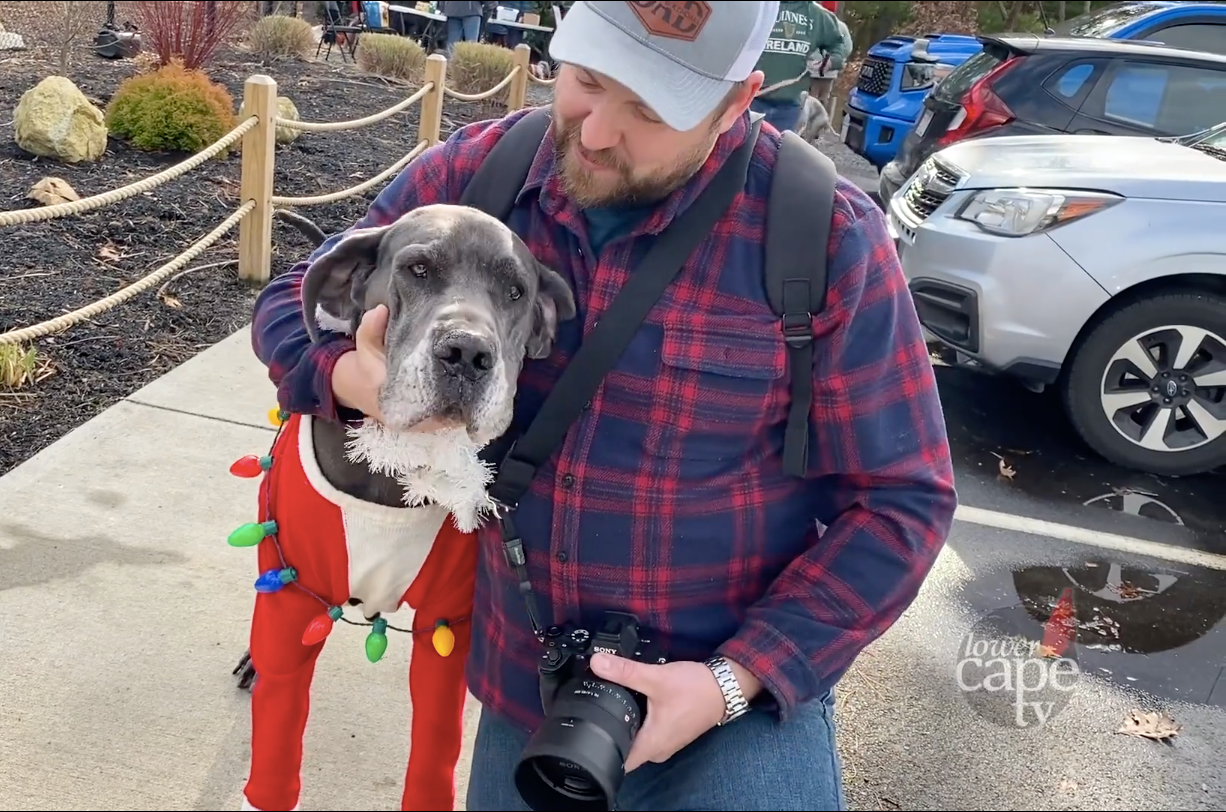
[366,617,389,663]
[228,520,278,548]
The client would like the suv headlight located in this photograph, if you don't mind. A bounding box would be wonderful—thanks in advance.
[956,188,1123,237]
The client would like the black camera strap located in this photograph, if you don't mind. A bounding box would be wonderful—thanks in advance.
[489,118,763,639]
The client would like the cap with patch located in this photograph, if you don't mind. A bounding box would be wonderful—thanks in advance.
[548,1,780,132]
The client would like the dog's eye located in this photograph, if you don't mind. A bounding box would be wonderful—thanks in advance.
[410,262,427,278]
[508,285,522,301]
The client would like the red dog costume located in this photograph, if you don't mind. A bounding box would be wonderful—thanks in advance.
[233,410,478,811]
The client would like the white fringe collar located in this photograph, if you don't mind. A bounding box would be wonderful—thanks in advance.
[342,419,497,533]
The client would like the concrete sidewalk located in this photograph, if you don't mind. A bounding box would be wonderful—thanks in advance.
[0,326,480,811]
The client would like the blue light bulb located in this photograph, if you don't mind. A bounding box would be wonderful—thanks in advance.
[255,567,297,593]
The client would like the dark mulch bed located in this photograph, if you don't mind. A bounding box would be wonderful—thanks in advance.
[0,45,546,477]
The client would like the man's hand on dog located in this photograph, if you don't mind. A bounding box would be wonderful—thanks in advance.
[333,304,390,423]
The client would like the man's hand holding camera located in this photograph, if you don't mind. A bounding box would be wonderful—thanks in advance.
[589,652,762,772]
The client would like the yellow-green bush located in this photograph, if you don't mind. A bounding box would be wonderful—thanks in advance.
[0,343,39,390]
[248,14,316,60]
[356,32,426,83]
[449,42,515,104]
[106,60,238,155]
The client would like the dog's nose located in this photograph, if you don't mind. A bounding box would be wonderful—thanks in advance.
[434,333,494,382]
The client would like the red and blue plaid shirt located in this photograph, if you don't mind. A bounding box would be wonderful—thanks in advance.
[251,108,958,730]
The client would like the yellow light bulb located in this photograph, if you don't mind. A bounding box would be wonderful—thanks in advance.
[432,621,455,657]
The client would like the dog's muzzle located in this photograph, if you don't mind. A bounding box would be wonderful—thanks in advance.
[432,328,496,408]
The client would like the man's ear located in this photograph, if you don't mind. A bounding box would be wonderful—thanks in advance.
[301,225,387,343]
[525,261,577,360]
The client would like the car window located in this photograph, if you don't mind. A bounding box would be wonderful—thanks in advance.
[1048,2,1161,37]
[1052,62,1095,98]
[1145,24,1226,56]
[1101,62,1226,134]
[933,47,1005,102]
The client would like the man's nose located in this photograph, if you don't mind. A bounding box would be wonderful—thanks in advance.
[579,106,622,153]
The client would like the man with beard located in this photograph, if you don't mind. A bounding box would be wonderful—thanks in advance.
[250,2,956,810]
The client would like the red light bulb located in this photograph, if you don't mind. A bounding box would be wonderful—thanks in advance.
[230,454,272,478]
[302,606,344,646]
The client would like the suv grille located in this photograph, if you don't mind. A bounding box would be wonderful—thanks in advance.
[856,57,894,96]
[901,159,965,221]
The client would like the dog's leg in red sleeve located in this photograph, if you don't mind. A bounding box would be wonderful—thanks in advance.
[241,413,353,812]
[244,585,323,812]
[401,522,480,812]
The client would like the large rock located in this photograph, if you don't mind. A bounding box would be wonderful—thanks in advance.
[13,76,108,164]
[275,96,301,145]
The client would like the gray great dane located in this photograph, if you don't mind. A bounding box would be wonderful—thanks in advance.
[232,204,576,690]
[300,203,575,507]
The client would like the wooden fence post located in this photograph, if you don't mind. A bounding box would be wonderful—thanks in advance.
[508,43,530,113]
[238,74,278,284]
[420,54,447,146]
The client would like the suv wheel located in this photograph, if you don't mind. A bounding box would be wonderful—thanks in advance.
[1062,292,1226,477]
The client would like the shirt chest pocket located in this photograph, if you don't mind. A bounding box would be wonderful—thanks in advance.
[648,315,789,465]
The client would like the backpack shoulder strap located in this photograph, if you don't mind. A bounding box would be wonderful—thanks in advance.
[457,107,553,221]
[764,130,838,478]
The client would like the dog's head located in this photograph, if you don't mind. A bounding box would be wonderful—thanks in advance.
[301,204,576,444]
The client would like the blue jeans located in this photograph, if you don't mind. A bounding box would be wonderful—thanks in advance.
[466,692,846,811]
[446,14,481,54]
[750,98,802,134]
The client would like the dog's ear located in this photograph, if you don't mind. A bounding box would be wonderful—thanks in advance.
[301,225,387,343]
[525,260,576,360]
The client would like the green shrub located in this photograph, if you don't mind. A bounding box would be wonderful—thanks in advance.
[356,32,426,83]
[248,14,316,60]
[449,42,515,106]
[106,60,238,154]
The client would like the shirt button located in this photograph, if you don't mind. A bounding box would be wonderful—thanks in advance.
[556,551,568,563]
[561,474,576,488]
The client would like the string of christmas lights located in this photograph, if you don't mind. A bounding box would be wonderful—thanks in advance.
[226,407,464,664]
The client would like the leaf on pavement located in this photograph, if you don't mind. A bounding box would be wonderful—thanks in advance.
[990,452,1016,479]
[1117,709,1181,741]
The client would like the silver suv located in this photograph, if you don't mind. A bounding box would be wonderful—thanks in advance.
[888,123,1226,477]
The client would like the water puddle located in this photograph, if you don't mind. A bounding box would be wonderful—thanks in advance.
[962,558,1226,707]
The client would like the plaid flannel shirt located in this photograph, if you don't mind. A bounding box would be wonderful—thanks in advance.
[251,107,958,730]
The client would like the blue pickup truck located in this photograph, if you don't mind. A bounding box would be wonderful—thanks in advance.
[843,0,1226,172]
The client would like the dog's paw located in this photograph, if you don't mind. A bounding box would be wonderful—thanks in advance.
[233,649,258,691]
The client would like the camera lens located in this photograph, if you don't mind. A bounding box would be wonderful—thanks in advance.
[513,676,643,812]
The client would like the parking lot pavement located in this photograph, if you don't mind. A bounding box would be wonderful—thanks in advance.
[834,364,1226,811]
[816,127,884,200]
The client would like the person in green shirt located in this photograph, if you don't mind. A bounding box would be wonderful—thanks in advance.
[809,14,853,113]
[750,1,850,133]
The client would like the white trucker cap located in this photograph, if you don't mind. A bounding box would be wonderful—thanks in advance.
[548,1,780,132]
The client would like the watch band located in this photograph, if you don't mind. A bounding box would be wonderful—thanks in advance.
[704,655,750,725]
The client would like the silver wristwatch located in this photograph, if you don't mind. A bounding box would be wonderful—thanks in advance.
[704,655,750,725]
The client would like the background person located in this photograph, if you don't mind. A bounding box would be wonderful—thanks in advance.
[440,0,483,55]
[752,0,850,132]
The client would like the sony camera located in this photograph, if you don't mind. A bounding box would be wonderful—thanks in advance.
[513,612,666,811]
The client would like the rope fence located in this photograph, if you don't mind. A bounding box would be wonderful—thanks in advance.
[527,69,556,88]
[0,43,538,347]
